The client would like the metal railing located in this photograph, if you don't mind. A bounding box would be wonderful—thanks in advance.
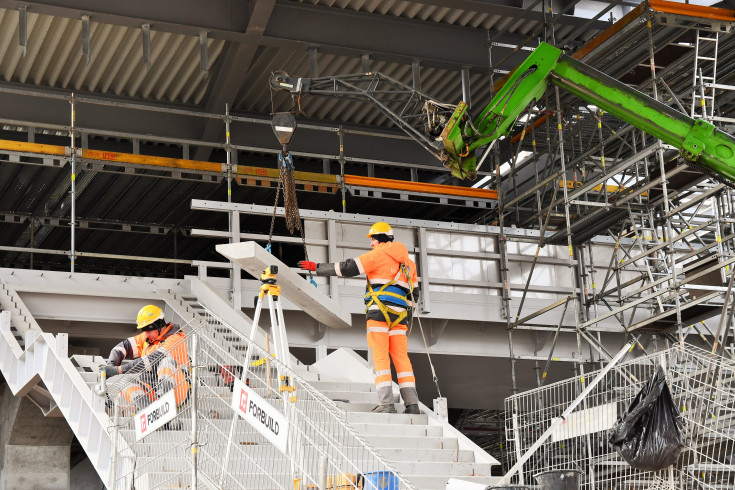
[105,305,416,489]
[504,343,735,489]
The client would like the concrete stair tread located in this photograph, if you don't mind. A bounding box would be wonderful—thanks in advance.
[335,401,411,413]
[344,411,428,425]
[130,444,476,463]
[349,422,442,437]
[391,461,495,477]
[364,434,458,450]
[308,380,376,392]
[378,447,476,463]
[321,390,392,404]
[135,471,290,489]
[404,474,502,490]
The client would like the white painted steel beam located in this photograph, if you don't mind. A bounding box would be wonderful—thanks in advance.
[216,241,352,329]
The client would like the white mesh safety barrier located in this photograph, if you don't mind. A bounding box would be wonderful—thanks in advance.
[504,344,735,489]
[106,305,416,490]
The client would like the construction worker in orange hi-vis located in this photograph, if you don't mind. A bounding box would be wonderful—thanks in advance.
[101,305,190,413]
[299,221,421,414]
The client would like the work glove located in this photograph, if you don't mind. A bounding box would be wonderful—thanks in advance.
[100,364,120,378]
[298,260,317,272]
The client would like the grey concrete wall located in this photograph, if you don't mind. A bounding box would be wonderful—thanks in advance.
[70,458,104,490]
[0,387,74,490]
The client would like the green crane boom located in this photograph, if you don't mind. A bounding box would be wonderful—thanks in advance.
[445,42,735,180]
[272,42,735,181]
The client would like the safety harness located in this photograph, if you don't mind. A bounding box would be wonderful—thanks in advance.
[364,262,415,328]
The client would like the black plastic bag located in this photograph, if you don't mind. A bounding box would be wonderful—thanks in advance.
[608,365,684,471]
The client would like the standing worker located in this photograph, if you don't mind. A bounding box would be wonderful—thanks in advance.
[101,305,190,412]
[299,222,421,414]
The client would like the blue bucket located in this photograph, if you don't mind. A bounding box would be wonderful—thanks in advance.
[359,471,399,490]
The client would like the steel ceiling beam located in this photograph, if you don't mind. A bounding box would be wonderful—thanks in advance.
[261,3,536,70]
[194,0,277,161]
[0,0,250,37]
[0,86,441,168]
[0,0,610,70]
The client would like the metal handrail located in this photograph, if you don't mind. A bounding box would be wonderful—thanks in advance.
[199,306,417,490]
[108,304,417,489]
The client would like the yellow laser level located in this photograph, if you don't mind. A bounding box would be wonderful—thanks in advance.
[261,265,278,284]
[259,265,281,298]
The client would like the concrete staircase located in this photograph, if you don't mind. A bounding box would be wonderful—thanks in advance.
[0,276,501,489]
[0,299,128,488]
[298,351,501,489]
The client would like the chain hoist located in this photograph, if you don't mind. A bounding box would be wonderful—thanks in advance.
[269,110,317,287]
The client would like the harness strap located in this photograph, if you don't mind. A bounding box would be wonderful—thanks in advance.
[364,262,414,328]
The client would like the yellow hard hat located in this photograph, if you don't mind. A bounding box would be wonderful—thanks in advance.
[367,221,393,238]
[136,304,164,330]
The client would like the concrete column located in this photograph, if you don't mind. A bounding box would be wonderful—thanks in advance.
[0,386,74,490]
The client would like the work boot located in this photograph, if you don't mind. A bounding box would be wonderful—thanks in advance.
[403,404,420,415]
[372,404,397,414]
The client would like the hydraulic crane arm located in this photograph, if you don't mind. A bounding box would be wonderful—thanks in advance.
[272,43,735,182]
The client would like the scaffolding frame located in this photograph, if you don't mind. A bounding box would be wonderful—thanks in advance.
[495,3,735,416]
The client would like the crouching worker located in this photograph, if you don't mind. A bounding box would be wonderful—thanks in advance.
[101,305,190,412]
[299,221,421,414]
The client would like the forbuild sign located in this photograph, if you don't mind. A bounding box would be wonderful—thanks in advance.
[134,390,177,441]
[231,379,289,454]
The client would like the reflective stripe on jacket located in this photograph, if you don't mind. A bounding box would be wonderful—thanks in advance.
[355,242,418,326]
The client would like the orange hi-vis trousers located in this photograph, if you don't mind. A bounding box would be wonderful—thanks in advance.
[366,319,419,406]
[123,354,189,411]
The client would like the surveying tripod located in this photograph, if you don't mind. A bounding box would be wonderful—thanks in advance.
[244,266,296,402]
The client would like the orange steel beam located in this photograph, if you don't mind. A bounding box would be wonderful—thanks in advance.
[83,149,337,183]
[0,138,494,200]
[0,139,66,156]
[572,2,647,61]
[649,0,735,21]
[83,149,223,173]
[344,174,497,200]
[0,139,337,184]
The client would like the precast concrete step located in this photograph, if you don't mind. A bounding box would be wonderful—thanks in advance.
[364,434,458,450]
[321,390,385,404]
[128,442,379,459]
[135,457,299,474]
[378,447,475,463]
[405,474,502,490]
[120,424,268,444]
[348,422,442,437]
[308,380,376,393]
[123,427,400,450]
[120,442,287,458]
[336,401,408,413]
[135,471,291,490]
[120,430,191,444]
[196,385,283,400]
[344,412,428,425]
[76,370,98,383]
[392,461,495,477]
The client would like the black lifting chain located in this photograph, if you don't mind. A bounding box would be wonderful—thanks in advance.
[267,152,317,287]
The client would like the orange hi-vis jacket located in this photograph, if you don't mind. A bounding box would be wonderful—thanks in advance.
[355,241,418,326]
[107,323,190,375]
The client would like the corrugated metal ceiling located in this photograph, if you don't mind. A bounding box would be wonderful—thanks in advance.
[0,8,225,105]
[1,0,709,276]
[294,0,546,34]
